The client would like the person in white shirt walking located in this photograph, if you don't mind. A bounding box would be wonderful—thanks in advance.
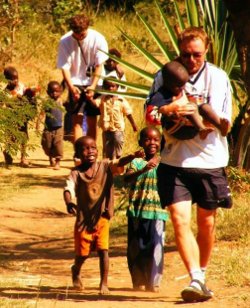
[146,26,233,303]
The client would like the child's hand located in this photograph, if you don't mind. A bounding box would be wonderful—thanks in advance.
[85,87,95,100]
[66,202,77,215]
[144,156,160,171]
[134,150,145,158]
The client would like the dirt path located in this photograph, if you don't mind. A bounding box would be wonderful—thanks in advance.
[0,146,249,307]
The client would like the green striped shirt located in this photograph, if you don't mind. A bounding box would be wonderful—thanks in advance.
[126,158,168,221]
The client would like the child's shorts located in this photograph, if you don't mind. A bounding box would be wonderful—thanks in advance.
[74,216,109,256]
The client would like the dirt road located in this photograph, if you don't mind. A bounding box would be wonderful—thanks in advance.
[0,147,249,307]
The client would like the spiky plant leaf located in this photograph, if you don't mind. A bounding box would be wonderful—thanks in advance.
[172,0,185,32]
[102,76,150,94]
[155,0,179,54]
[118,27,163,69]
[185,0,200,26]
[101,50,155,82]
[135,11,173,62]
[96,89,147,100]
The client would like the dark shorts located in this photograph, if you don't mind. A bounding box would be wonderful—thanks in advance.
[69,85,100,116]
[102,130,124,159]
[41,127,63,158]
[157,164,233,210]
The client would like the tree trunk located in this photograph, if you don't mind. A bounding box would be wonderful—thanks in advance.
[223,0,250,171]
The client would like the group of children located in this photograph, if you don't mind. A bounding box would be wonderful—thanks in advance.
[62,59,231,295]
[2,48,136,170]
[63,127,166,294]
[2,56,231,295]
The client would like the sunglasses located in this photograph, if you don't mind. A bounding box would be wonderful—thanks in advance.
[180,51,205,59]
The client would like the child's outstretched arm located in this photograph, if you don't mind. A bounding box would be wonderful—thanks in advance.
[127,114,138,132]
[117,150,144,167]
[110,150,144,175]
[124,155,160,183]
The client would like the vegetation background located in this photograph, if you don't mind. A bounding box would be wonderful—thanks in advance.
[0,0,249,306]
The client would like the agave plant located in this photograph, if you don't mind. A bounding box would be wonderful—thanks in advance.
[99,0,245,109]
[98,0,249,169]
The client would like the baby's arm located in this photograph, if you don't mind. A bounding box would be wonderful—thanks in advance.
[159,94,196,117]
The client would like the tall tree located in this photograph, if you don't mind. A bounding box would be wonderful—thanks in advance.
[223,0,250,170]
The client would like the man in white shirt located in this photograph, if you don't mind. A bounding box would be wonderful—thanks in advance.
[147,27,233,302]
[57,14,109,142]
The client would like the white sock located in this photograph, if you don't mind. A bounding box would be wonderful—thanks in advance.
[201,267,207,281]
[190,269,204,290]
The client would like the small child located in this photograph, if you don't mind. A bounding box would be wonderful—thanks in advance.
[104,48,127,92]
[124,126,168,292]
[90,78,138,159]
[63,135,144,294]
[146,61,230,140]
[41,81,64,170]
[3,66,38,167]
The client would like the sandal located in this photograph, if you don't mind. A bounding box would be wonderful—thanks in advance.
[181,279,213,302]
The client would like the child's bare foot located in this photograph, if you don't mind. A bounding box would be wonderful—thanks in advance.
[71,265,83,290]
[199,127,214,140]
[220,118,230,136]
[20,160,30,168]
[54,162,60,170]
[49,157,55,167]
[99,284,110,295]
[145,285,160,293]
[53,158,60,170]
[133,284,144,291]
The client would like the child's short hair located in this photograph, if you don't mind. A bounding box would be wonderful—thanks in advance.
[139,126,161,142]
[103,75,118,90]
[47,80,62,92]
[74,136,95,159]
[4,66,18,80]
[161,61,189,87]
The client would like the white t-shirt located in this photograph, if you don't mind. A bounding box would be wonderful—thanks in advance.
[57,28,109,86]
[148,62,232,168]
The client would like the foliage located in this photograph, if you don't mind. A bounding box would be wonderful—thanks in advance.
[0,73,61,159]
[100,0,245,105]
[227,166,250,193]
[50,0,84,29]
[0,79,37,157]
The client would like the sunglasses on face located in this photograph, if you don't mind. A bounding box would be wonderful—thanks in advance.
[180,51,205,59]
